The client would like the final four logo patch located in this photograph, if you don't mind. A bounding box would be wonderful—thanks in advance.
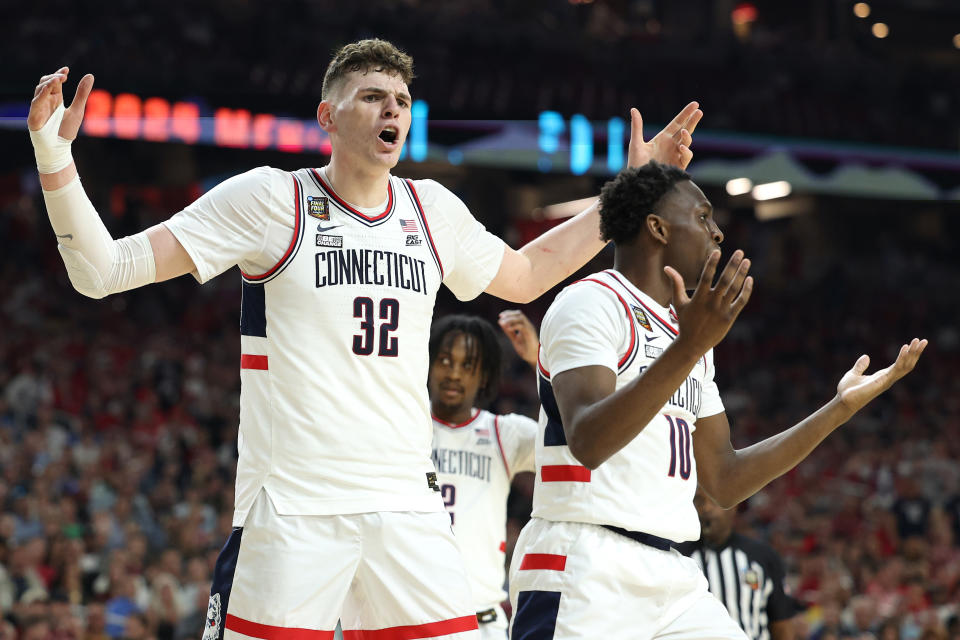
[631,305,652,331]
[307,196,330,220]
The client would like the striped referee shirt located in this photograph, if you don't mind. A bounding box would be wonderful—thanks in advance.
[677,533,796,640]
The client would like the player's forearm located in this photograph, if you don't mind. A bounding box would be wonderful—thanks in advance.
[516,199,606,300]
[569,339,703,469]
[39,161,78,191]
[43,175,156,298]
[720,396,853,506]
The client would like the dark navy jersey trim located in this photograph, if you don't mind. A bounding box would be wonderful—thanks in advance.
[207,528,243,640]
[604,270,678,338]
[604,270,708,370]
[402,179,444,279]
[240,281,267,337]
[308,168,395,226]
[539,373,567,447]
[511,590,561,640]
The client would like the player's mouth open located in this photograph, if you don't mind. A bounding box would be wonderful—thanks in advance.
[378,127,399,146]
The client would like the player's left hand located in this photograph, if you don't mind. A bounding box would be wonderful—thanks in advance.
[498,309,539,369]
[627,102,702,170]
[836,338,928,411]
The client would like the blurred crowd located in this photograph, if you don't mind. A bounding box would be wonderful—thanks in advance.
[5,0,958,150]
[1,163,959,640]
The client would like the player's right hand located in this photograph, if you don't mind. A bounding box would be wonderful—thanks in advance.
[28,67,94,139]
[498,309,539,369]
[666,249,753,354]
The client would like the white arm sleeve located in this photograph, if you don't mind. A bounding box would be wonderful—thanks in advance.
[43,176,156,299]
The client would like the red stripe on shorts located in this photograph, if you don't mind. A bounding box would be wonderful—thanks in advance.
[225,614,334,640]
[240,354,269,370]
[519,553,567,571]
[341,614,478,639]
[540,465,591,482]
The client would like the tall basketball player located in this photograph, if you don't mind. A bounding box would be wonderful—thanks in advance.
[28,40,703,640]
[509,162,927,640]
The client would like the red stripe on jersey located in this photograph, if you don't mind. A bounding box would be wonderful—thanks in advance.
[225,615,334,640]
[500,541,506,552]
[604,270,708,370]
[603,271,678,336]
[310,168,394,222]
[432,410,480,429]
[404,179,444,278]
[576,278,637,368]
[341,614,478,639]
[240,354,269,370]
[537,354,550,379]
[241,176,302,281]
[540,465,591,482]
[519,553,567,571]
[493,415,511,478]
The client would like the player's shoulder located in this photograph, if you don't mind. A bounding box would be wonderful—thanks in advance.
[546,270,624,319]
[494,411,538,432]
[401,177,463,209]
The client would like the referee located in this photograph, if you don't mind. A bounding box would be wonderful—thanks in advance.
[677,488,800,640]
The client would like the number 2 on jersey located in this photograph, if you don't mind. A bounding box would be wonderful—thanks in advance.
[441,483,456,525]
[352,297,399,357]
[665,415,692,480]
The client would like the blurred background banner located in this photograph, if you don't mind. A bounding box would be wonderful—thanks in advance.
[1,1,959,639]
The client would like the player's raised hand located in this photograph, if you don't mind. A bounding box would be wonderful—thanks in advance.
[665,249,753,354]
[836,339,928,412]
[28,67,95,140]
[498,310,539,369]
[626,102,702,171]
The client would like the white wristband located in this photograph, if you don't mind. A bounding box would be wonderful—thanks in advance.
[29,104,74,174]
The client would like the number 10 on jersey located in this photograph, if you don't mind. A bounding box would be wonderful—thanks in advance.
[665,415,692,480]
[352,297,399,357]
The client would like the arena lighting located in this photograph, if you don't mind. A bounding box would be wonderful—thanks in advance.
[751,181,792,200]
[731,2,758,26]
[872,22,889,38]
[725,177,753,196]
[853,2,871,18]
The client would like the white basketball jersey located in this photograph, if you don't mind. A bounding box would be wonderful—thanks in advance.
[532,269,725,543]
[432,410,536,608]
[165,166,505,525]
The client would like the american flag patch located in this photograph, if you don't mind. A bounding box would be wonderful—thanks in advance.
[400,218,418,232]
[475,427,490,438]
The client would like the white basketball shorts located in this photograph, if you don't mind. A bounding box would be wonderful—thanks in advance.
[508,518,747,640]
[202,489,480,640]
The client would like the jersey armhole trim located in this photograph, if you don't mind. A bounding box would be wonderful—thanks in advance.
[402,179,444,279]
[493,415,511,478]
[574,278,639,372]
[240,175,304,283]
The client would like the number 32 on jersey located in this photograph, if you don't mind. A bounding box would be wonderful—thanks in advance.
[352,296,399,357]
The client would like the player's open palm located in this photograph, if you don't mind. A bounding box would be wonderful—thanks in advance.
[666,249,753,355]
[28,67,94,139]
[627,102,703,170]
[836,339,928,411]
